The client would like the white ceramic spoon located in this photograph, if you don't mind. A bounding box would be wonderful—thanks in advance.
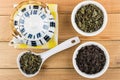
[17,37,80,77]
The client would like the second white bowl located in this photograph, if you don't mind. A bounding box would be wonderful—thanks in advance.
[71,1,108,36]
[73,42,110,78]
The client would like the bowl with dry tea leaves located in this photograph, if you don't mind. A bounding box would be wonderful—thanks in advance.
[73,42,110,78]
[71,1,108,36]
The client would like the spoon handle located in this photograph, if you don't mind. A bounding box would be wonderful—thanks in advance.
[41,37,80,61]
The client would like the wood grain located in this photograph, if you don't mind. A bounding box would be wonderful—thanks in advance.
[0,0,120,79]
[0,16,12,41]
[0,69,120,80]
[0,41,120,68]
[0,14,120,41]
[0,0,120,15]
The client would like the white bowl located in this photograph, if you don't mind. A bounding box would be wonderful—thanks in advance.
[73,42,110,78]
[71,1,108,36]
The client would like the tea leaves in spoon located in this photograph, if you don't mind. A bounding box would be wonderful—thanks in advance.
[20,51,42,74]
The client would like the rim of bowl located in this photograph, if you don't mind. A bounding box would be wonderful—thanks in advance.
[71,1,108,36]
[72,42,110,78]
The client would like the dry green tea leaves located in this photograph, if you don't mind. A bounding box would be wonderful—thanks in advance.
[20,51,42,74]
[76,45,106,74]
[75,4,104,33]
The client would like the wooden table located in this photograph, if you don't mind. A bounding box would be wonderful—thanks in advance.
[0,0,120,80]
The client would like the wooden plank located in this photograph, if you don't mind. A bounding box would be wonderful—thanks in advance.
[0,16,12,41]
[0,0,120,15]
[0,69,120,80]
[0,41,120,68]
[0,14,120,41]
[59,14,120,40]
